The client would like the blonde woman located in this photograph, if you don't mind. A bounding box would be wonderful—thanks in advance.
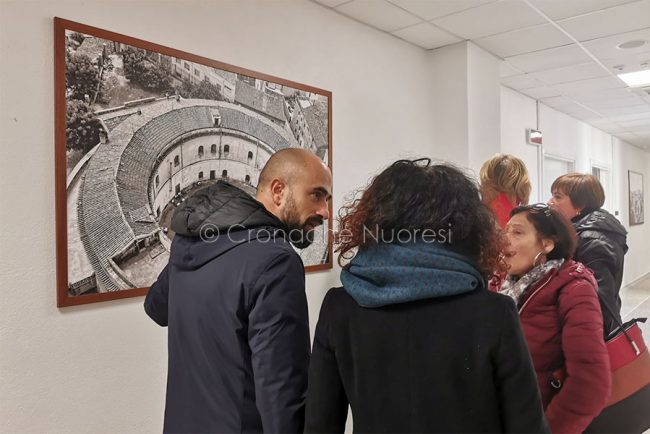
[480,154,532,228]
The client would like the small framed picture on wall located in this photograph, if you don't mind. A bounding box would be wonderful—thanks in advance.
[628,170,644,226]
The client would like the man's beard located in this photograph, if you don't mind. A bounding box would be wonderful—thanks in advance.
[281,194,323,249]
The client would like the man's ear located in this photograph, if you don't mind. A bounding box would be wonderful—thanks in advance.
[269,179,285,207]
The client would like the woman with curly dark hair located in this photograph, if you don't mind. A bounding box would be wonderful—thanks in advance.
[305,159,549,433]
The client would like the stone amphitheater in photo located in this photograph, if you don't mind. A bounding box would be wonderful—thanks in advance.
[67,97,329,295]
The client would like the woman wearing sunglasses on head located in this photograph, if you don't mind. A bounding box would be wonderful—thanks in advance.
[493,204,611,434]
[305,159,549,434]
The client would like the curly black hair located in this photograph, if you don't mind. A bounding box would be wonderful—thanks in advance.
[336,158,506,277]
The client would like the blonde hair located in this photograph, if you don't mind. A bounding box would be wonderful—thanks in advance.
[480,153,532,205]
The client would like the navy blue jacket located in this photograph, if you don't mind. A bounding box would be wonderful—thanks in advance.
[145,181,310,433]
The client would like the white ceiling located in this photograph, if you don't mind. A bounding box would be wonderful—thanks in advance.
[313,0,650,150]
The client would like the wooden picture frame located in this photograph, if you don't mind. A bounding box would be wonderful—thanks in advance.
[628,170,644,226]
[55,18,332,307]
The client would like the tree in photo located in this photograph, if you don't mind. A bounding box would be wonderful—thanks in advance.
[122,48,172,92]
[66,32,85,50]
[66,100,103,153]
[66,52,100,102]
[176,78,223,101]
[66,50,113,104]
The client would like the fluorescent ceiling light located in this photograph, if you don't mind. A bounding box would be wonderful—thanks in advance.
[618,69,650,87]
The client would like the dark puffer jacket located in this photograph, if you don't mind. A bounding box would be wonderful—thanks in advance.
[144,181,310,434]
[510,260,611,434]
[573,209,628,336]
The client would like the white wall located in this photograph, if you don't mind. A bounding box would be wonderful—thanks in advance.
[428,41,501,173]
[613,137,650,285]
[0,1,439,432]
[428,42,469,164]
[499,86,540,202]
[467,42,501,175]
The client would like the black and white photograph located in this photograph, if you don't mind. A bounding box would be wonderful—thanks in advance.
[628,170,644,226]
[57,20,332,305]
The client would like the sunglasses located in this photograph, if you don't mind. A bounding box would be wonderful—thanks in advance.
[527,203,553,217]
[393,157,432,167]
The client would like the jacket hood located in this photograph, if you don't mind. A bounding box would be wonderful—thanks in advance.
[169,181,288,270]
[341,242,485,308]
[573,209,628,249]
[171,181,286,236]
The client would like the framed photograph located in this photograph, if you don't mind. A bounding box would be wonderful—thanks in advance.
[628,171,644,226]
[55,18,332,307]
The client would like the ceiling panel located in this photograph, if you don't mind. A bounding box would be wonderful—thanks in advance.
[387,0,496,20]
[530,62,609,84]
[600,50,650,74]
[580,95,646,109]
[505,44,591,72]
[582,27,650,60]
[589,119,630,133]
[392,22,461,49]
[565,105,605,121]
[552,76,626,95]
[431,0,546,40]
[501,73,545,90]
[570,87,639,102]
[473,23,573,58]
[528,0,639,21]
[335,0,421,31]
[610,111,650,122]
[598,104,650,116]
[557,0,650,42]
[618,117,650,127]
[539,95,576,108]
[519,85,563,99]
[615,131,646,144]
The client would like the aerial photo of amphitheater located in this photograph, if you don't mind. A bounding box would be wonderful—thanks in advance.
[64,30,330,296]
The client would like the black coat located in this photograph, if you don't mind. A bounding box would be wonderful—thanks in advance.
[144,181,310,433]
[573,209,628,336]
[305,287,550,433]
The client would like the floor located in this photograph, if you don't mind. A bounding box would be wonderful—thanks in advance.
[621,273,650,338]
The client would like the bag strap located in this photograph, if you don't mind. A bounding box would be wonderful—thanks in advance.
[595,288,644,354]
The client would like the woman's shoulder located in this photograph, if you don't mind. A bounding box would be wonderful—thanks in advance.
[554,260,600,308]
[556,260,597,287]
[319,286,356,313]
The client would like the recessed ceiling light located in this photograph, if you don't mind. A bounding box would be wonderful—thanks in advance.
[617,40,647,50]
[617,69,650,87]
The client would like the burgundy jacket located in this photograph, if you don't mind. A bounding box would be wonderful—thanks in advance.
[492,260,611,433]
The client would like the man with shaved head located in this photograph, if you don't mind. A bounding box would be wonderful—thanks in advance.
[145,148,331,434]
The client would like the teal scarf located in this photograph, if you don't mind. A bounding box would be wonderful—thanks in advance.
[341,242,485,308]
